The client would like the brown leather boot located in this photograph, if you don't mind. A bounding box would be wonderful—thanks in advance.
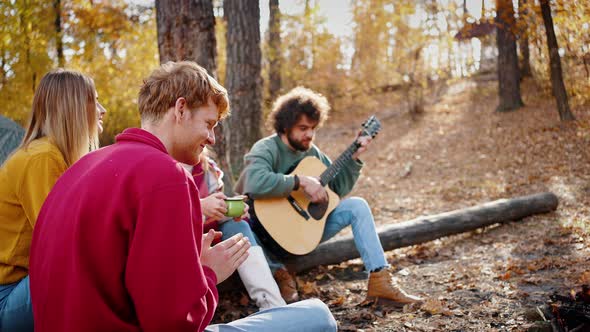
[366,268,423,306]
[273,268,299,303]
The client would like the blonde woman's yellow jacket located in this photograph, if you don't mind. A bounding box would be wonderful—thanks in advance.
[0,137,67,284]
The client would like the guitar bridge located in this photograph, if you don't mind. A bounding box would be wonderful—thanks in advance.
[287,195,310,220]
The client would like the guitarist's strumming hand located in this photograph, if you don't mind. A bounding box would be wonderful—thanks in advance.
[299,175,328,203]
[351,135,373,161]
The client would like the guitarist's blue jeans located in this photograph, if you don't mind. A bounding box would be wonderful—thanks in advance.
[320,197,389,271]
[219,197,388,273]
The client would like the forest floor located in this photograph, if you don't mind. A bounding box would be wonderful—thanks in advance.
[213,74,590,331]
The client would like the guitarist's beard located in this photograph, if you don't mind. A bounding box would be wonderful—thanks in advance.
[287,132,312,152]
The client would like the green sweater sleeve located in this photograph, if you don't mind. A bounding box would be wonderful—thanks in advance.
[316,149,364,198]
[235,140,296,199]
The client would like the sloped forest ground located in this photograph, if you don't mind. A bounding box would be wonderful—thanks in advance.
[213,75,590,331]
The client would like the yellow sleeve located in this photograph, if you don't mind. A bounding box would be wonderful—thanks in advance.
[18,153,68,227]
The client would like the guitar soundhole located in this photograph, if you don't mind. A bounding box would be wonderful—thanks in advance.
[308,199,329,220]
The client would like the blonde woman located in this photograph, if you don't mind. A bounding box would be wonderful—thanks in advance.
[0,69,105,331]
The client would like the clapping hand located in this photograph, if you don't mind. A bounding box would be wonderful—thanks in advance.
[200,230,250,284]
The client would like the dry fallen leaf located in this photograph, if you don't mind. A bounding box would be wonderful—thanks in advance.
[300,281,319,296]
[239,293,249,306]
[328,296,345,306]
[420,299,452,316]
[579,271,590,284]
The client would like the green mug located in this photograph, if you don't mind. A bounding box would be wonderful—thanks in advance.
[225,197,245,218]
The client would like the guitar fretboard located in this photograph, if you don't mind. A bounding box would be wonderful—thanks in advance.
[317,115,380,187]
[319,141,360,186]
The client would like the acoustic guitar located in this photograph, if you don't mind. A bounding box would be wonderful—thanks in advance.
[249,116,381,256]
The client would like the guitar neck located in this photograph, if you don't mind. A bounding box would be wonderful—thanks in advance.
[319,141,360,186]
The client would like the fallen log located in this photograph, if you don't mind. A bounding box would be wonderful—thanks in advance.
[285,192,558,273]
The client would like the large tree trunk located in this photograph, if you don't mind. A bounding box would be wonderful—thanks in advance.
[518,0,531,78]
[155,0,235,193]
[224,0,263,176]
[540,0,575,121]
[54,0,64,68]
[268,0,281,104]
[495,0,524,112]
[285,192,558,273]
[155,0,217,72]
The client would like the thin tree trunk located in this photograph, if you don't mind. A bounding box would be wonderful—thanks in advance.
[54,0,64,67]
[20,0,35,93]
[155,0,235,192]
[0,50,6,87]
[540,0,575,121]
[495,0,524,112]
[268,0,281,104]
[463,0,467,17]
[582,49,590,81]
[303,0,315,70]
[518,35,531,77]
[441,3,454,75]
[518,0,531,78]
[310,0,317,71]
[224,0,263,176]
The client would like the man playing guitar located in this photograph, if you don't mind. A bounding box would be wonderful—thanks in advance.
[235,87,423,306]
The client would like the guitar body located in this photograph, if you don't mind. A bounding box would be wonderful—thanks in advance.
[252,156,340,256]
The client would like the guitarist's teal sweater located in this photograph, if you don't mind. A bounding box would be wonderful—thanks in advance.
[235,134,363,199]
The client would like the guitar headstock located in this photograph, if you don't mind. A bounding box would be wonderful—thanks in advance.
[361,115,381,138]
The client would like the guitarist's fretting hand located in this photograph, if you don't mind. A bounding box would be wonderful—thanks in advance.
[351,135,373,161]
[299,175,328,203]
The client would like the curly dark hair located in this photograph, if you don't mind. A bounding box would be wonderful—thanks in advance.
[267,87,330,134]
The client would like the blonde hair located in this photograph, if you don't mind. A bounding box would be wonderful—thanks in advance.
[198,146,219,172]
[138,61,230,123]
[21,68,99,166]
